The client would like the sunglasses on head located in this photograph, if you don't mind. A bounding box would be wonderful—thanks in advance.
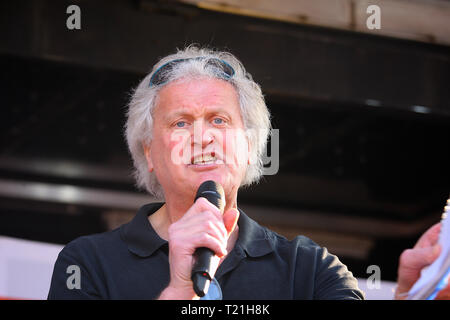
[149,57,235,87]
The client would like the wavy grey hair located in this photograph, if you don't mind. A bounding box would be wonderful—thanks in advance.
[125,45,271,199]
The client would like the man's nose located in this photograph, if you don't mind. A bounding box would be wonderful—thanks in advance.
[192,120,214,148]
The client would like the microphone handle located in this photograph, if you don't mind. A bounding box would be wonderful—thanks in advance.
[192,247,216,297]
[191,180,225,297]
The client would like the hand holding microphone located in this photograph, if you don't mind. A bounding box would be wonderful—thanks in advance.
[191,180,226,297]
[159,181,239,300]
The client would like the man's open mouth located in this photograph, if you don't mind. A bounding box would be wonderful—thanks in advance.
[190,152,223,165]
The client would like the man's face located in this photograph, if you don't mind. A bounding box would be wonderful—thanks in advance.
[144,78,249,200]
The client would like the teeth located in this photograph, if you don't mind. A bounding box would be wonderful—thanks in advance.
[192,154,218,165]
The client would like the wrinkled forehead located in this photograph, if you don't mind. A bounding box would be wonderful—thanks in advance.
[153,77,241,117]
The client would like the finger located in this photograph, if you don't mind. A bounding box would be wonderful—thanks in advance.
[168,229,227,260]
[170,216,227,249]
[170,209,228,241]
[192,197,223,218]
[414,223,441,249]
[401,245,441,270]
[396,245,441,296]
[175,202,226,239]
[191,232,228,257]
[195,213,228,243]
[173,210,227,236]
[223,208,239,235]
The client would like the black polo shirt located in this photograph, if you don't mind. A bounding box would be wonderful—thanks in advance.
[47,203,364,300]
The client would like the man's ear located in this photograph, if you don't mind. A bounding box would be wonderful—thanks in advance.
[143,143,154,172]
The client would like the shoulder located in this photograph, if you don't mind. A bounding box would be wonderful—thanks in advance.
[268,231,336,268]
[261,226,338,265]
[264,228,364,300]
[54,227,127,280]
[262,226,321,256]
[48,228,123,299]
[61,228,122,259]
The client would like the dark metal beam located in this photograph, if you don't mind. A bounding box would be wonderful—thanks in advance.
[1,0,449,116]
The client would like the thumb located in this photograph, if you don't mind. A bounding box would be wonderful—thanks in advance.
[397,244,441,293]
[400,244,441,271]
[223,208,240,235]
[396,244,442,299]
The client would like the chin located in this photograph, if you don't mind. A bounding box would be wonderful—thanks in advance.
[187,169,243,193]
[195,174,224,186]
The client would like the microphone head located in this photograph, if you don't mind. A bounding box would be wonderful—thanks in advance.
[195,180,225,212]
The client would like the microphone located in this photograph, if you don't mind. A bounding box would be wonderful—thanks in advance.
[191,180,225,297]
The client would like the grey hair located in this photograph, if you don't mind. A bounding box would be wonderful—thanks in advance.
[125,45,271,199]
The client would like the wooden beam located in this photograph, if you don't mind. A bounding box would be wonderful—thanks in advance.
[179,0,450,46]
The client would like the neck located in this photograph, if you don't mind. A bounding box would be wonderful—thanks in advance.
[149,190,239,240]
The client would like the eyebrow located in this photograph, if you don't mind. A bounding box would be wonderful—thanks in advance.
[163,106,232,123]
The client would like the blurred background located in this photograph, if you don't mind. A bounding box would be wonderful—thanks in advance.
[0,0,449,299]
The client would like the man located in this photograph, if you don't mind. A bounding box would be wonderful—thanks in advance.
[48,45,448,299]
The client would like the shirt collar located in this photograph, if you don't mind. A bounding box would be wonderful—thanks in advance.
[235,208,274,258]
[120,202,167,257]
[120,203,274,258]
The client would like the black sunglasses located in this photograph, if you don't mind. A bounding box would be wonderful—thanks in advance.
[149,57,235,87]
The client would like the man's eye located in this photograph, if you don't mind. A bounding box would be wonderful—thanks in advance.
[175,121,186,128]
[213,118,224,125]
